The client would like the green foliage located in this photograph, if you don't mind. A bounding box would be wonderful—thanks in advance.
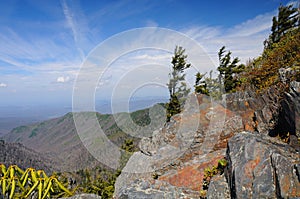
[265,4,299,48]
[239,3,299,92]
[121,139,134,153]
[246,28,300,91]
[166,96,181,122]
[194,72,209,95]
[166,46,191,121]
[102,185,114,198]
[199,158,228,198]
[217,159,228,174]
[193,72,225,101]
[74,167,121,199]
[217,46,244,93]
[0,164,73,199]
[205,70,224,100]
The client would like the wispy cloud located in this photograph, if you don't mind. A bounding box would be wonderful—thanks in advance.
[227,12,273,37]
[0,83,7,87]
[182,10,275,64]
[61,0,85,60]
[0,26,81,71]
[183,26,222,40]
[60,0,97,61]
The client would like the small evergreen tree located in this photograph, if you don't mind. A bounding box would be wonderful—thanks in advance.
[194,72,209,95]
[166,46,191,121]
[217,46,244,93]
[206,70,223,100]
[265,4,299,48]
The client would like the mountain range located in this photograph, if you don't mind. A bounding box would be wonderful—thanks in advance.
[1,103,165,172]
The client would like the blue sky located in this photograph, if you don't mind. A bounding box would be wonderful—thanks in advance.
[0,0,296,108]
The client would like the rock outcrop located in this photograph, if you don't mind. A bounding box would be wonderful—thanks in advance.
[211,131,300,198]
[274,81,300,138]
[206,174,230,199]
[114,75,300,198]
[114,94,245,198]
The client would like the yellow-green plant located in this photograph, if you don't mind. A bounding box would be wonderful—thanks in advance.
[0,164,74,199]
[199,189,207,199]
[200,158,228,198]
[217,158,227,174]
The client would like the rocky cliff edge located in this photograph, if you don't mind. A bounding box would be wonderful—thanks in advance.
[114,75,300,198]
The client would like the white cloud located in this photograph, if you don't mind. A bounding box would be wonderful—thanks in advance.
[0,83,7,87]
[227,12,274,37]
[57,76,70,83]
[182,10,276,64]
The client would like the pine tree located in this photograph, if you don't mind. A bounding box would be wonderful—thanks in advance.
[266,4,299,48]
[206,70,223,100]
[166,46,191,121]
[217,46,244,93]
[194,72,209,95]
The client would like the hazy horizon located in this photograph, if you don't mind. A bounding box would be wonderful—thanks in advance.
[0,96,168,136]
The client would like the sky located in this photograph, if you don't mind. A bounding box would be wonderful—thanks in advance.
[0,0,297,109]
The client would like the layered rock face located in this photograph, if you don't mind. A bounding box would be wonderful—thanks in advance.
[276,81,300,139]
[224,132,300,199]
[114,78,300,198]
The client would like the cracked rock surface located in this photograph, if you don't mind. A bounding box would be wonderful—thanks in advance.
[225,131,300,199]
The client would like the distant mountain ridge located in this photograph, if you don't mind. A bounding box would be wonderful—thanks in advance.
[1,104,165,172]
[0,97,168,137]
